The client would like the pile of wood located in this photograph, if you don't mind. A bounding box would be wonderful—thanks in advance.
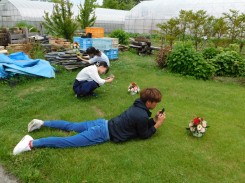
[6,43,33,53]
[118,45,129,52]
[0,28,8,46]
[49,37,71,48]
[0,46,8,54]
[129,36,160,55]
[8,28,28,44]
[45,50,89,70]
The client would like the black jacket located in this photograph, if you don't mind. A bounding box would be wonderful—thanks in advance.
[108,98,156,142]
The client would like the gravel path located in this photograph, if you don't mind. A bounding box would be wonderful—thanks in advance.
[0,165,18,183]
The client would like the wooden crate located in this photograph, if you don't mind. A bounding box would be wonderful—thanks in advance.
[0,33,8,46]
[85,27,104,38]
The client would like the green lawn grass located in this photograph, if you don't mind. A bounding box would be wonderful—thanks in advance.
[0,51,244,183]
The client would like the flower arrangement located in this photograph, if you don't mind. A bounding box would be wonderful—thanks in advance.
[186,117,209,137]
[128,82,140,95]
[73,42,80,49]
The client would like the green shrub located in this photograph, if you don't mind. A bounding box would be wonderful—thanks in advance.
[212,51,245,76]
[29,43,45,59]
[15,21,39,32]
[167,42,215,80]
[109,29,129,45]
[127,32,139,38]
[202,47,219,59]
[226,43,240,52]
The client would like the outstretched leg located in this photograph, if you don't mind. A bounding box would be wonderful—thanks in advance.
[14,119,109,155]
[32,123,109,148]
[43,119,105,133]
[28,119,106,133]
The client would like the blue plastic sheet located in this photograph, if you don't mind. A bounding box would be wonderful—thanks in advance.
[0,52,55,78]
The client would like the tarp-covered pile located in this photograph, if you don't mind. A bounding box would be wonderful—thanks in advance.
[0,52,55,78]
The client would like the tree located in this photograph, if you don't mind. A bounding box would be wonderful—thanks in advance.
[223,9,243,42]
[157,18,181,48]
[178,10,192,41]
[77,0,97,30]
[236,13,245,53]
[42,0,78,41]
[103,0,135,10]
[212,17,228,47]
[187,10,209,50]
[102,0,119,9]
[51,0,61,2]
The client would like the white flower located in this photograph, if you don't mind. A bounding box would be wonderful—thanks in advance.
[190,127,195,132]
[202,120,207,127]
[189,122,194,127]
[197,124,202,131]
[200,128,206,133]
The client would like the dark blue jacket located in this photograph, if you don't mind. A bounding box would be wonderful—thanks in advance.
[108,98,156,142]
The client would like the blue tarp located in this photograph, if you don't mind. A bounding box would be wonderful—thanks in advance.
[0,52,55,78]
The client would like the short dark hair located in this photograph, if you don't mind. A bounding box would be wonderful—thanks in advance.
[140,88,162,103]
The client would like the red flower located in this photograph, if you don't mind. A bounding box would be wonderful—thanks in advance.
[193,117,201,125]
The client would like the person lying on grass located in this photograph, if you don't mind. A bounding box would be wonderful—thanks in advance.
[73,61,114,97]
[13,88,166,155]
[85,46,110,66]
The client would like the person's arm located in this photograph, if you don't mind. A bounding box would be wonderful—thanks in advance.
[77,56,90,62]
[104,77,114,83]
[104,75,115,83]
[88,66,106,85]
[136,116,157,139]
[154,112,166,129]
[148,118,155,127]
[88,56,98,64]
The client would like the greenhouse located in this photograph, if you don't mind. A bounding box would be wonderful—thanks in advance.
[0,0,128,33]
[125,0,245,33]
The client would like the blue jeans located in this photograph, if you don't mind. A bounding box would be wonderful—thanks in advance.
[73,80,99,96]
[32,119,110,148]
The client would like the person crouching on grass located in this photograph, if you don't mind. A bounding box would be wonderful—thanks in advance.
[73,61,114,97]
[13,88,166,155]
[85,47,110,66]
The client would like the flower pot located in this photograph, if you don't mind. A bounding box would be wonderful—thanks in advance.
[192,132,203,137]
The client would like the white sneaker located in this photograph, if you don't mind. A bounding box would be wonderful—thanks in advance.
[28,119,44,132]
[13,135,33,155]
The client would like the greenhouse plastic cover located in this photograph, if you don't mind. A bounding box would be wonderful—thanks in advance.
[0,52,55,78]
[125,0,245,33]
[6,0,55,20]
[95,8,128,21]
[126,0,245,19]
[5,0,128,22]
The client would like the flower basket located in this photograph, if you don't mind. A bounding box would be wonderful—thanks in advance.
[186,117,209,137]
[128,82,140,95]
[72,42,80,49]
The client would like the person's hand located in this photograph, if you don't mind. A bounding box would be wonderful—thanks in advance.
[106,76,114,83]
[154,112,166,129]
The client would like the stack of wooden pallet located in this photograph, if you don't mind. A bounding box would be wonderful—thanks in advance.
[129,37,160,55]
[6,43,32,53]
[45,50,89,70]
[0,46,8,54]
[0,28,8,47]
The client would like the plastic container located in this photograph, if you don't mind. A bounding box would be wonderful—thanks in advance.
[85,27,104,38]
[103,48,118,60]
[73,37,92,50]
[92,38,118,51]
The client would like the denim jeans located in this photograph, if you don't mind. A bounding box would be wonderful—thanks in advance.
[32,119,110,148]
[73,79,99,96]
